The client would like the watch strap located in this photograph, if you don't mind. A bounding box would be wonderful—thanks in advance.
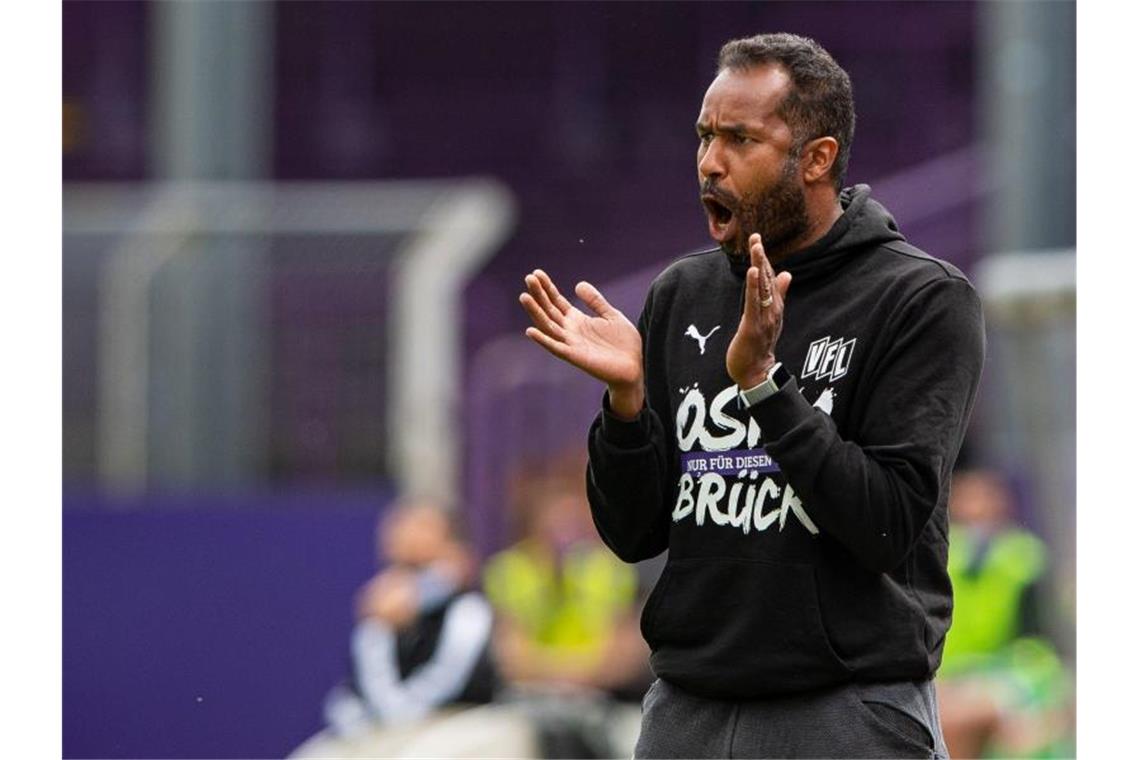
[739,362,790,407]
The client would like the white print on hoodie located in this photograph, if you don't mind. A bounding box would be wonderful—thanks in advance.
[671,382,835,536]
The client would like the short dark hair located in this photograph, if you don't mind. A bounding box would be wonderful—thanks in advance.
[718,33,855,191]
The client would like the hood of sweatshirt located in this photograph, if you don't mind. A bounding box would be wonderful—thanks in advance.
[725,184,905,283]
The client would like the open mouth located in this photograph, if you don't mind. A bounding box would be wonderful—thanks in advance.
[702,194,737,242]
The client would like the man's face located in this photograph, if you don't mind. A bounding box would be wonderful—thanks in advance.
[949,471,1011,529]
[382,505,451,568]
[696,64,810,260]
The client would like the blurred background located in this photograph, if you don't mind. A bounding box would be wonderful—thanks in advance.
[62,1,1075,757]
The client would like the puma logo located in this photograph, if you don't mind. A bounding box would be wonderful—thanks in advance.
[684,324,721,355]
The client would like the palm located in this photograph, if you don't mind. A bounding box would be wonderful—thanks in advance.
[520,270,642,388]
[558,304,642,386]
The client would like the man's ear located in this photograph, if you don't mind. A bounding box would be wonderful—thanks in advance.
[800,136,839,185]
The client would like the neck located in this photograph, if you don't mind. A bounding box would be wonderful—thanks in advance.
[768,194,843,263]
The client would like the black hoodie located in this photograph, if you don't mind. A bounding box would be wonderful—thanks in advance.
[586,185,985,699]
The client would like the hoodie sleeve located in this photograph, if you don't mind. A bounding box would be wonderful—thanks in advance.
[747,274,985,573]
[586,397,672,562]
[585,289,673,563]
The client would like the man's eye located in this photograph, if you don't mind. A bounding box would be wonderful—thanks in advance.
[698,132,713,144]
[733,133,751,144]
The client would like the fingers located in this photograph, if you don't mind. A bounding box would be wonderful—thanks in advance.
[524,325,573,362]
[746,234,772,311]
[741,245,791,326]
[775,271,793,300]
[520,271,574,356]
[749,233,776,303]
[747,233,791,307]
[574,280,614,317]
[533,269,573,316]
[522,270,615,321]
[525,271,566,325]
[749,232,766,272]
[521,268,575,341]
[741,265,762,322]
[519,292,567,341]
[749,233,776,285]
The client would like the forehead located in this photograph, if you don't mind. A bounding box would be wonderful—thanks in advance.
[386,506,447,536]
[698,64,793,127]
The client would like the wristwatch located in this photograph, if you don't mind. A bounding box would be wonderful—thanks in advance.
[738,362,791,408]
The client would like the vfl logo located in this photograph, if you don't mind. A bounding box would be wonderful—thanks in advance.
[684,324,721,355]
[802,336,856,382]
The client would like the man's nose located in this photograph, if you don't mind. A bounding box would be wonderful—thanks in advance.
[698,139,725,180]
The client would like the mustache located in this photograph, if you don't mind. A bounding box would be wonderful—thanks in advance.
[700,180,738,210]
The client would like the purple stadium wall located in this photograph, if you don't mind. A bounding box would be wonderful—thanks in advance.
[63,491,391,758]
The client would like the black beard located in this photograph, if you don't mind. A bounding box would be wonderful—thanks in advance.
[723,158,810,262]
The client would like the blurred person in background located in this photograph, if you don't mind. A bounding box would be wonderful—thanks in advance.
[520,32,985,758]
[484,479,649,757]
[937,467,1074,759]
[322,499,498,740]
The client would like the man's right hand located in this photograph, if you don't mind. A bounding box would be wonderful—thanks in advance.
[356,571,418,629]
[519,269,644,419]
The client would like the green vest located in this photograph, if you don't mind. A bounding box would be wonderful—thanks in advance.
[942,525,1046,669]
[483,539,637,656]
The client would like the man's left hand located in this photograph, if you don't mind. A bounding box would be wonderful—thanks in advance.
[726,233,793,389]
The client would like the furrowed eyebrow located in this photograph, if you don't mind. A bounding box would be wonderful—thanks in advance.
[695,122,759,137]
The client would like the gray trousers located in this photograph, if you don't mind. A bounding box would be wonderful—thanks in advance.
[634,677,948,759]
